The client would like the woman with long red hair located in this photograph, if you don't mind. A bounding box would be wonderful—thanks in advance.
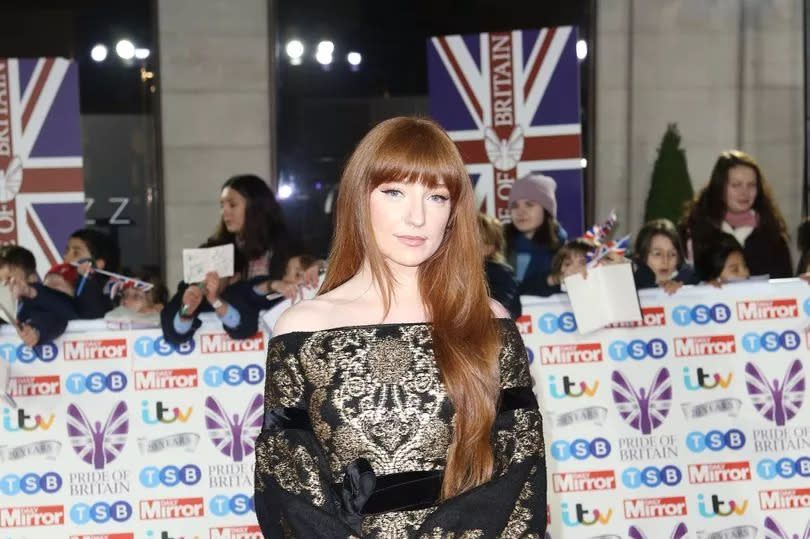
[254,117,546,537]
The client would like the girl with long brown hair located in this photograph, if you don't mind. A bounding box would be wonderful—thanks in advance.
[254,117,546,537]
[680,150,792,278]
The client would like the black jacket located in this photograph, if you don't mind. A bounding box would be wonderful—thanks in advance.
[633,262,699,290]
[18,284,78,345]
[161,276,284,345]
[75,273,113,319]
[485,261,521,318]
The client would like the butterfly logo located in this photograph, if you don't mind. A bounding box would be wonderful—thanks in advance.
[484,125,524,171]
[611,367,672,434]
[745,359,805,426]
[204,394,263,462]
[764,516,810,539]
[629,523,687,539]
[66,401,128,470]
[0,156,23,203]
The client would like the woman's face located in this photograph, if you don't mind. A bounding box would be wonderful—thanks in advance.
[646,234,679,283]
[220,187,247,234]
[724,166,758,214]
[369,181,452,270]
[719,251,750,281]
[509,199,544,237]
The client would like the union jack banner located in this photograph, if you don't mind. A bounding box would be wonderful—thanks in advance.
[0,57,85,274]
[428,27,584,235]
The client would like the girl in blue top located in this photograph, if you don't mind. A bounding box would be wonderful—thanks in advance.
[504,173,567,296]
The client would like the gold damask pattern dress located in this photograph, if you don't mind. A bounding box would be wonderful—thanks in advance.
[254,319,546,538]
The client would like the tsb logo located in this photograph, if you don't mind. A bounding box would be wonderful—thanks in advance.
[672,304,731,326]
[621,466,682,488]
[756,457,810,479]
[134,336,195,358]
[0,342,58,363]
[686,430,746,452]
[537,312,577,334]
[697,493,748,517]
[741,331,800,353]
[69,501,132,524]
[139,465,201,488]
[203,364,264,387]
[682,367,732,390]
[550,438,611,461]
[548,375,598,398]
[608,339,667,361]
[65,371,127,395]
[0,472,62,495]
[209,494,254,516]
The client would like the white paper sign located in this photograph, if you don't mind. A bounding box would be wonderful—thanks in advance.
[563,263,641,333]
[182,244,235,283]
[0,283,18,325]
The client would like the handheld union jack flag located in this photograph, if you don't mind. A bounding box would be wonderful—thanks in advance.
[428,27,583,235]
[0,58,85,274]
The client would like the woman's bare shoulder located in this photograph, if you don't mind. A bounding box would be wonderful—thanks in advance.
[272,298,337,337]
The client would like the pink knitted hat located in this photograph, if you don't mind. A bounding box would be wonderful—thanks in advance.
[508,174,557,217]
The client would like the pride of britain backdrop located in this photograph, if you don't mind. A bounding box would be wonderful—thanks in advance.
[1,278,809,538]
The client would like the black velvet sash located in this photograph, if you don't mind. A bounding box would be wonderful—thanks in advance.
[261,386,536,517]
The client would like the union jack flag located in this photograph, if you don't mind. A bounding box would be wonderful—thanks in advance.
[0,57,85,274]
[428,27,584,236]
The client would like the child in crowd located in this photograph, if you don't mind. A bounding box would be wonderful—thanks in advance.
[477,213,520,318]
[633,219,697,295]
[796,218,810,275]
[282,254,317,285]
[544,239,595,295]
[0,246,77,347]
[694,232,750,285]
[104,268,169,328]
[161,240,285,345]
[63,228,121,318]
[505,173,567,296]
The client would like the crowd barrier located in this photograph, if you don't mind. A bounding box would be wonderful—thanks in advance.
[527,279,810,539]
[0,280,808,538]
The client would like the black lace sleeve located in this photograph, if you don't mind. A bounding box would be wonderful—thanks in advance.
[254,334,357,538]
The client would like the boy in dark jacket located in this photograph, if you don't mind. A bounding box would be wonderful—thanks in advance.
[63,228,120,318]
[0,246,77,346]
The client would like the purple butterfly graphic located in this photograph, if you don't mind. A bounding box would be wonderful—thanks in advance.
[745,359,805,426]
[66,401,128,470]
[764,516,810,539]
[629,523,687,539]
[204,394,263,462]
[611,367,672,434]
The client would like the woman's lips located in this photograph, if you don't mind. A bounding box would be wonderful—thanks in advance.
[396,235,426,247]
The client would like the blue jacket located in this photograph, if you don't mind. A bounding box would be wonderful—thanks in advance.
[508,225,568,296]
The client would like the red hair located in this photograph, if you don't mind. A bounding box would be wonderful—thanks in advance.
[320,117,502,499]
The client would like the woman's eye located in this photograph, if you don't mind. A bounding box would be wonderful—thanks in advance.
[430,194,449,202]
[381,189,403,197]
